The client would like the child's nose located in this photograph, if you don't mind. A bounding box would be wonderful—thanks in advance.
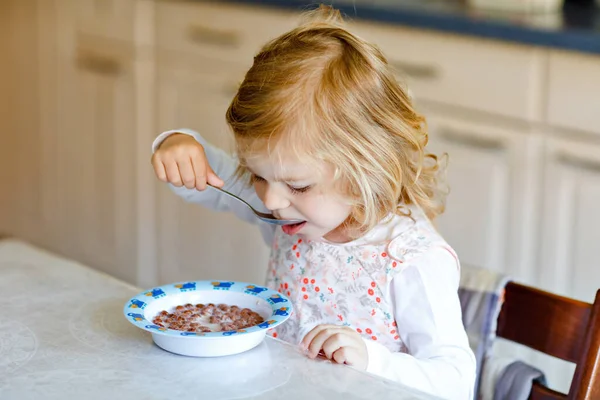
[262,184,290,212]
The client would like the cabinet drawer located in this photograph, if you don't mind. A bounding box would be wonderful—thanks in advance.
[546,51,600,136]
[352,23,544,121]
[73,34,135,76]
[70,0,137,43]
[156,2,297,65]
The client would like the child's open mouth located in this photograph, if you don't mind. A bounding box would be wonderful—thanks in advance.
[282,221,307,236]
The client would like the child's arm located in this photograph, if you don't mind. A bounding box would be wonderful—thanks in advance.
[152,129,276,245]
[364,248,476,400]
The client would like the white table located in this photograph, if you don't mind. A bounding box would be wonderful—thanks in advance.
[0,239,440,400]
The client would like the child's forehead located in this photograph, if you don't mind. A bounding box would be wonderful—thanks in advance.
[244,151,325,181]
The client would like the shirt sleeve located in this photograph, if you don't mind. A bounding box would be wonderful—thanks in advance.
[362,247,476,400]
[152,128,276,245]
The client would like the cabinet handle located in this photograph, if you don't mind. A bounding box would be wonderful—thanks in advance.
[389,60,439,80]
[76,54,121,76]
[439,129,504,151]
[558,152,600,173]
[187,25,240,48]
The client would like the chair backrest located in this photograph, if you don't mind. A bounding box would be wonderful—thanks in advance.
[496,282,600,400]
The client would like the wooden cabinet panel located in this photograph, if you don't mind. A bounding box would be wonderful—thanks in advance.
[156,56,270,286]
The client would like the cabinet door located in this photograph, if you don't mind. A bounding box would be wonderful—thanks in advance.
[69,0,136,42]
[156,1,297,66]
[41,37,139,284]
[156,56,270,286]
[546,51,600,137]
[497,136,600,395]
[427,116,542,283]
[539,138,600,302]
[499,137,600,394]
[0,0,43,242]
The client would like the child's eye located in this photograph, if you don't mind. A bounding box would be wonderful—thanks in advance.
[249,174,265,184]
[288,185,312,194]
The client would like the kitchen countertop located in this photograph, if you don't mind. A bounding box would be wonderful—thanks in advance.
[220,0,600,55]
[0,239,440,400]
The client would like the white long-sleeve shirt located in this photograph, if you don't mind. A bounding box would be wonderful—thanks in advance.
[153,129,476,400]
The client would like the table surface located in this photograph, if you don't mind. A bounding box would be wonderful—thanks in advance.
[0,239,440,400]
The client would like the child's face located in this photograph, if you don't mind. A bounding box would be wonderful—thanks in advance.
[245,153,353,242]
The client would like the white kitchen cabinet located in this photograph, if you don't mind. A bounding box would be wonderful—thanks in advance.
[353,22,545,122]
[150,1,301,288]
[538,137,600,303]
[47,38,139,284]
[156,1,297,66]
[0,0,142,284]
[498,134,600,394]
[67,0,136,43]
[28,0,159,286]
[151,0,302,288]
[0,0,44,244]
[155,53,270,286]
[30,0,143,284]
[426,115,583,394]
[546,51,600,137]
[427,116,542,285]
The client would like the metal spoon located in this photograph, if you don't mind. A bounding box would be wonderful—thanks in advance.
[207,185,305,226]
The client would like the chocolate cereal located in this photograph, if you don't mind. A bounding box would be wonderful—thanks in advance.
[152,303,264,333]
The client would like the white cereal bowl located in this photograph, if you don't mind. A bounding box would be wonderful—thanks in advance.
[123,280,292,357]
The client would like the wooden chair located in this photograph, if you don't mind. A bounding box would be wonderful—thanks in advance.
[496,282,600,400]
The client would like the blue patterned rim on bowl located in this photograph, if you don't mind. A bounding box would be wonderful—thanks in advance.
[123,280,292,338]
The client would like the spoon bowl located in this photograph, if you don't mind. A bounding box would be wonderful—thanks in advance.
[208,185,305,226]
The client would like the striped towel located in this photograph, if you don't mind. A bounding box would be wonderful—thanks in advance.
[458,265,546,400]
[458,264,510,396]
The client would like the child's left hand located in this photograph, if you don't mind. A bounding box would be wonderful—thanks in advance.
[301,324,368,370]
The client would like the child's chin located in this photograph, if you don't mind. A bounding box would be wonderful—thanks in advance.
[300,229,329,241]
[296,228,318,240]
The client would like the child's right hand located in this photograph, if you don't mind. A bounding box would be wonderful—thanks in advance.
[151,133,224,191]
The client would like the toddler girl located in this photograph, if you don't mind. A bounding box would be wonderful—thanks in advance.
[151,6,475,399]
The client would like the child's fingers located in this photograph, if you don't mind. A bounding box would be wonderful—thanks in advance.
[164,160,183,187]
[151,156,167,182]
[301,324,345,349]
[190,155,209,191]
[301,325,327,351]
[332,347,353,365]
[206,165,224,188]
[306,326,344,358]
[177,159,197,189]
[321,332,352,360]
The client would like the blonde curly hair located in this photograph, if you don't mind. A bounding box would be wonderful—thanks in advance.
[226,5,447,234]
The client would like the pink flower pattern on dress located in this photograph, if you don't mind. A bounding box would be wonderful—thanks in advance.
[266,206,456,354]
